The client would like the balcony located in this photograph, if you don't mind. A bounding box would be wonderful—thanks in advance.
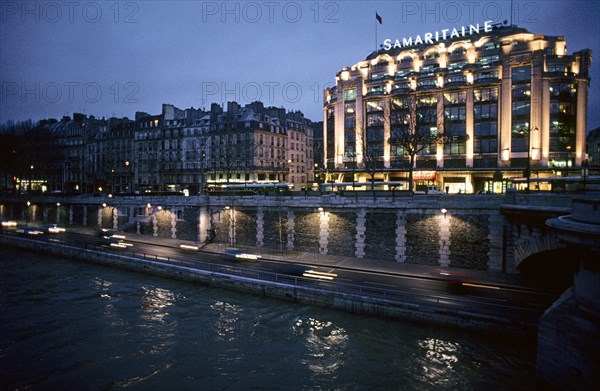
[364,90,388,98]
[391,87,411,95]
[367,78,386,87]
[417,84,438,91]
[444,80,467,88]
[475,61,501,70]
[434,67,448,77]
[474,77,501,85]
[463,63,479,72]
[543,71,577,79]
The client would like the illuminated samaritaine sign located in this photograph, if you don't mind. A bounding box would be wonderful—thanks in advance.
[383,20,493,51]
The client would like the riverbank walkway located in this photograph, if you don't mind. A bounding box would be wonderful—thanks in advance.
[49,224,559,294]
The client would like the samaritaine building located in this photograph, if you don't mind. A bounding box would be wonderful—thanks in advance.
[323,22,592,193]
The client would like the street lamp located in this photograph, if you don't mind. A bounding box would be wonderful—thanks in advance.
[519,126,538,193]
[111,168,115,194]
[566,145,573,176]
[582,158,589,193]
[347,151,356,193]
[29,164,34,193]
[125,160,131,193]
[200,145,206,195]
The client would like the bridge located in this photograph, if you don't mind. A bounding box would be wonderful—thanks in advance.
[537,198,600,390]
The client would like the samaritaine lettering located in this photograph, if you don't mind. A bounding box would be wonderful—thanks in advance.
[383,21,493,51]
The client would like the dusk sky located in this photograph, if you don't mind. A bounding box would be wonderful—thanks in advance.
[1,0,599,130]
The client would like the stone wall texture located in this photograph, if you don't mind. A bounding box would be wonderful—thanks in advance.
[327,210,357,258]
[263,209,288,249]
[405,213,441,266]
[0,194,574,272]
[365,210,397,261]
[235,208,257,247]
[177,207,198,242]
[449,214,490,270]
[293,210,320,253]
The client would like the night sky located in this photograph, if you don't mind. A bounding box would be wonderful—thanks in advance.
[1,0,598,130]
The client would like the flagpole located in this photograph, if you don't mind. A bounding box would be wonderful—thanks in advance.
[375,18,377,53]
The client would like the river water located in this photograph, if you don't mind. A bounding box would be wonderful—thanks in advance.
[0,248,539,390]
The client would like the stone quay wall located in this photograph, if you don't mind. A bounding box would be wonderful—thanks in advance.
[0,193,577,272]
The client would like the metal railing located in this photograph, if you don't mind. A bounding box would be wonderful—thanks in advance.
[0,231,545,327]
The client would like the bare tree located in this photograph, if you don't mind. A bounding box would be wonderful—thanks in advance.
[357,102,385,191]
[359,132,380,191]
[387,95,442,192]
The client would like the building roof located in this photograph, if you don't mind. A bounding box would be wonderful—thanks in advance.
[366,23,532,60]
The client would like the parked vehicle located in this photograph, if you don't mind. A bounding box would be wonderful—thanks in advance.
[414,185,445,195]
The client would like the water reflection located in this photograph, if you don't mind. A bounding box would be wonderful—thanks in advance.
[93,276,113,299]
[418,338,460,383]
[140,286,176,323]
[210,300,242,342]
[293,317,349,376]
[1,250,538,391]
[93,277,124,327]
[138,286,179,357]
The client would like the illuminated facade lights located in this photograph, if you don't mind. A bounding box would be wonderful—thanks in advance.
[323,23,591,193]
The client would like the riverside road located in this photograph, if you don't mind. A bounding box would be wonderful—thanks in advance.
[0,224,562,330]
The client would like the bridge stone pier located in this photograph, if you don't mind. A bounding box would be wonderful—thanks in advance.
[537,198,600,390]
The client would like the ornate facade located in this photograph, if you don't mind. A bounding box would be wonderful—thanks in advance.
[323,23,592,193]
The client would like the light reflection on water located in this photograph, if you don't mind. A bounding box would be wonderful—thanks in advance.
[293,317,349,376]
[0,249,538,390]
[210,300,242,341]
[418,338,460,385]
[140,286,176,323]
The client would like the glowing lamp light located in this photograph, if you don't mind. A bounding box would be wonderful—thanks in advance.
[436,75,444,88]
[409,79,417,91]
[466,72,474,85]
